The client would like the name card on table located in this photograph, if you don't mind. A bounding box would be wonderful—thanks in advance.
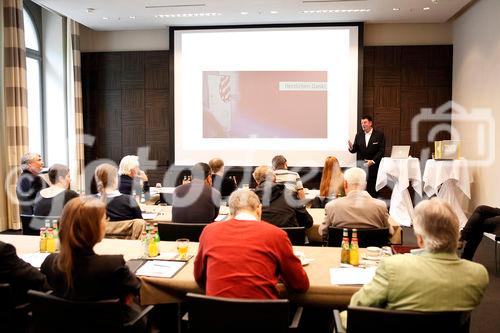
[330,267,376,285]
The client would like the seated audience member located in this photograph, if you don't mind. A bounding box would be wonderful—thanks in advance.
[118,155,150,199]
[318,167,393,238]
[271,155,305,200]
[34,164,79,216]
[253,166,313,229]
[460,205,500,260]
[194,189,309,299]
[313,156,345,208]
[95,163,142,221]
[16,152,48,215]
[172,162,221,223]
[342,198,489,327]
[0,241,49,304]
[209,157,237,198]
[41,196,143,322]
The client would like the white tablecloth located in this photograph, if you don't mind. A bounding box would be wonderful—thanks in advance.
[376,157,422,227]
[422,159,472,228]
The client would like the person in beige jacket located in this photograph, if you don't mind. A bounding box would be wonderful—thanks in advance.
[341,198,489,328]
[318,167,394,238]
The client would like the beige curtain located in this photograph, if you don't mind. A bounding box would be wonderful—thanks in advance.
[1,0,27,231]
[66,19,85,193]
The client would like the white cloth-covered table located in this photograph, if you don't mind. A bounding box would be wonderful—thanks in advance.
[376,157,422,227]
[422,159,472,228]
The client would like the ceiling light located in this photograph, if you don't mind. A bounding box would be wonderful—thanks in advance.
[86,8,94,13]
[155,12,222,18]
[270,10,278,14]
[102,17,109,20]
[301,8,370,14]
[423,7,430,11]
[129,16,136,19]
[393,8,400,11]
[241,11,249,15]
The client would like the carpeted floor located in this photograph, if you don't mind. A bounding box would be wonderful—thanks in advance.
[401,227,500,333]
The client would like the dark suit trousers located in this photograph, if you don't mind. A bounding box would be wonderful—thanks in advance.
[461,205,500,260]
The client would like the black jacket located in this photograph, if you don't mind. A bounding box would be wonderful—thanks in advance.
[34,189,79,217]
[118,174,150,200]
[103,194,143,221]
[349,129,385,164]
[0,241,48,304]
[211,174,237,198]
[41,250,141,302]
[254,182,313,229]
[172,181,221,223]
[16,170,49,215]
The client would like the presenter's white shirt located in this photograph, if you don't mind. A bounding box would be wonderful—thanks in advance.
[365,129,373,147]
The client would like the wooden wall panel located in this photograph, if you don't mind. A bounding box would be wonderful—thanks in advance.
[83,51,170,185]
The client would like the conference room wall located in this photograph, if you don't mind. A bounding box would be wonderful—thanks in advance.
[452,0,500,208]
[81,44,452,189]
[79,23,452,53]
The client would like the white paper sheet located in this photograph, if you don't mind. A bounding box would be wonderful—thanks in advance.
[135,260,186,278]
[330,267,377,285]
[19,252,50,268]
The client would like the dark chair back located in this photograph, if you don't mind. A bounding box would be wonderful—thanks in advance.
[0,284,15,332]
[20,215,60,236]
[328,227,390,248]
[185,293,290,333]
[28,290,124,333]
[345,306,470,333]
[281,227,306,246]
[157,222,209,242]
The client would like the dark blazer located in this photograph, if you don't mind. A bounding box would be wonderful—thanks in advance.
[349,129,386,164]
[172,181,221,223]
[0,241,48,304]
[41,250,141,302]
[16,170,49,215]
[254,182,313,229]
[118,174,150,200]
[34,189,79,216]
[211,174,237,198]
[103,194,143,221]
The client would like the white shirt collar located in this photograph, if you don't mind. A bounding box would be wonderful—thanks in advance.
[234,212,258,221]
[97,190,122,198]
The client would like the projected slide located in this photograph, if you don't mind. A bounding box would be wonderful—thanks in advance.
[202,71,327,139]
[173,26,359,167]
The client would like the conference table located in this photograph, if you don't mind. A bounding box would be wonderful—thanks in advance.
[140,205,402,245]
[0,235,361,308]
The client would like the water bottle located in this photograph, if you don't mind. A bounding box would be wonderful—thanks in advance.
[141,231,149,258]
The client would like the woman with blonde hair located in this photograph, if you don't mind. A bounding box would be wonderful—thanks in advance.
[41,196,142,319]
[94,163,142,221]
[314,156,345,208]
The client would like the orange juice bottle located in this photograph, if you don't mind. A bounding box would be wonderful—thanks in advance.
[148,231,159,257]
[39,227,47,253]
[349,229,359,266]
[340,228,350,264]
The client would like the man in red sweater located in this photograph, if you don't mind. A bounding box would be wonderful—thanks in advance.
[194,189,310,299]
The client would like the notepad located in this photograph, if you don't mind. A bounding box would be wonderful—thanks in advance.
[330,267,377,285]
[135,260,186,278]
[19,253,50,268]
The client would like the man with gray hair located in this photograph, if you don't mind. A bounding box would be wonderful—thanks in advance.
[16,152,48,215]
[118,155,150,199]
[194,189,309,299]
[318,167,393,238]
[344,198,488,324]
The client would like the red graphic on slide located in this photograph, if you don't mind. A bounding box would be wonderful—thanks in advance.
[203,71,328,139]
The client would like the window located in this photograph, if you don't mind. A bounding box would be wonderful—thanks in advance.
[24,8,44,155]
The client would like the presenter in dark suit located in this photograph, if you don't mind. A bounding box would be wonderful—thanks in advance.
[348,115,385,197]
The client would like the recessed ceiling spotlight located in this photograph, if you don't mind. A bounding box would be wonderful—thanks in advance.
[432,0,439,3]
[129,16,136,19]
[423,7,430,11]
[241,11,249,15]
[393,8,400,11]
[86,8,94,13]
[102,16,109,20]
[301,8,370,14]
[270,10,278,14]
